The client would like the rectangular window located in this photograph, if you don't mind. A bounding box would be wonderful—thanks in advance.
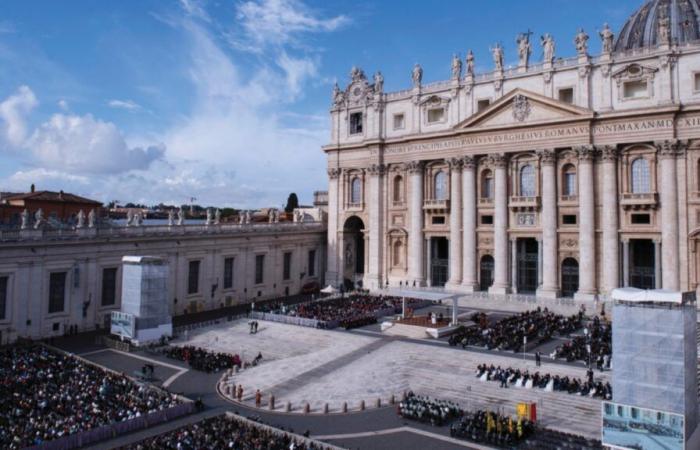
[558,87,574,104]
[308,250,316,277]
[477,99,491,112]
[427,108,445,123]
[393,113,405,129]
[695,73,700,92]
[223,257,234,289]
[562,215,577,225]
[432,216,446,225]
[0,276,7,320]
[188,260,200,295]
[283,252,292,280]
[349,112,363,134]
[255,255,265,285]
[48,272,67,314]
[631,213,651,225]
[101,268,117,306]
[623,80,648,99]
[481,215,494,225]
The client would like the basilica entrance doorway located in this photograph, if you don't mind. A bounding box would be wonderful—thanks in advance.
[430,237,449,287]
[630,239,655,289]
[479,255,494,291]
[516,238,539,294]
[342,216,365,290]
[561,258,579,298]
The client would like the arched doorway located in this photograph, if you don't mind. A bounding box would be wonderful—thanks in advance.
[561,258,579,298]
[343,216,365,289]
[479,255,494,291]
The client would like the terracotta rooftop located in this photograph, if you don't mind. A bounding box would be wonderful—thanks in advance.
[1,190,102,205]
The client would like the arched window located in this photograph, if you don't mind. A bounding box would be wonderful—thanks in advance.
[481,170,494,199]
[434,171,448,200]
[393,175,403,203]
[631,158,651,194]
[393,240,403,266]
[562,164,577,196]
[351,177,362,204]
[520,164,536,197]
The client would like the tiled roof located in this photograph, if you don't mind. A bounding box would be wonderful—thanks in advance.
[2,190,102,205]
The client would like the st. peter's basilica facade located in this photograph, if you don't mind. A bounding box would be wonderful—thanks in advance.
[324,0,700,300]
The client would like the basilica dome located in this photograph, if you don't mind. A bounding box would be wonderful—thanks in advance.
[614,0,700,52]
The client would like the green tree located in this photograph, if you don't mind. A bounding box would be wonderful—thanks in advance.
[284,193,299,213]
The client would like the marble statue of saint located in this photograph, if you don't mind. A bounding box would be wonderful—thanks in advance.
[345,243,353,267]
[168,209,175,226]
[332,83,344,107]
[244,210,251,224]
[273,209,280,223]
[658,15,671,45]
[177,208,185,225]
[126,209,134,227]
[268,208,275,223]
[34,208,43,230]
[214,208,221,225]
[599,23,614,54]
[412,63,423,88]
[541,33,555,63]
[238,211,245,225]
[206,208,213,225]
[451,54,462,80]
[134,212,143,226]
[575,28,589,56]
[20,209,29,230]
[490,43,504,71]
[373,71,384,94]
[87,209,96,228]
[466,50,475,76]
[516,32,532,67]
[76,210,85,229]
[350,66,364,82]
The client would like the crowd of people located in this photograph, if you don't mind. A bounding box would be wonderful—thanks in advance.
[475,364,613,399]
[264,294,426,329]
[449,308,584,352]
[122,414,329,450]
[0,345,181,448]
[450,410,534,446]
[163,345,242,372]
[550,316,612,368]
[397,392,462,426]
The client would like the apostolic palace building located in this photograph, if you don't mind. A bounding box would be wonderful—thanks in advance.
[324,0,700,301]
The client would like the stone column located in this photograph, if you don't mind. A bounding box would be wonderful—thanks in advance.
[447,157,463,288]
[575,146,597,300]
[326,168,341,286]
[600,146,619,295]
[461,156,478,291]
[366,164,385,290]
[622,239,630,287]
[538,149,559,298]
[408,161,425,286]
[511,238,518,293]
[489,154,510,295]
[654,240,662,289]
[658,141,680,291]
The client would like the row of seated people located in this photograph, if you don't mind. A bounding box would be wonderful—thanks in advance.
[122,414,328,450]
[397,392,462,426]
[450,410,534,447]
[163,345,242,372]
[475,364,613,399]
[449,308,584,352]
[551,316,612,367]
[264,294,425,329]
[0,345,181,449]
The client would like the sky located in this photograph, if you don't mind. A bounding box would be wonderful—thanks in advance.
[0,0,645,209]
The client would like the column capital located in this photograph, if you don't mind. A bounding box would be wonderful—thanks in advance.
[598,145,619,162]
[488,153,508,168]
[536,149,557,165]
[574,145,596,162]
[656,140,689,159]
[446,157,463,171]
[407,161,424,173]
[462,155,477,170]
[327,168,342,179]
[367,163,386,176]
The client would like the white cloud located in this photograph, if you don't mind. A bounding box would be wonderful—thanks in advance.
[8,168,90,186]
[231,0,349,53]
[28,113,164,174]
[0,85,38,149]
[107,99,142,111]
[57,99,69,111]
[179,0,210,22]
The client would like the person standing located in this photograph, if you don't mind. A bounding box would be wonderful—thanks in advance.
[535,351,541,367]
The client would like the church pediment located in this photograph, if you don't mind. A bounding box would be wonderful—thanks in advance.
[455,88,594,130]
